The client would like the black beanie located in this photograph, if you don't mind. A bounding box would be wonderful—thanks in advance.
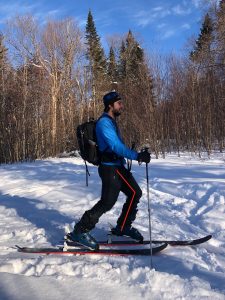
[103,91,121,107]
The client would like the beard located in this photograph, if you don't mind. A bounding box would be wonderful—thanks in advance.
[113,110,121,117]
[112,107,123,117]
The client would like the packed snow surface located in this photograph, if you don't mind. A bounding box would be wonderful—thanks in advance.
[0,153,225,300]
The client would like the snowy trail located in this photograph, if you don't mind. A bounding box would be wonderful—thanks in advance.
[0,154,225,299]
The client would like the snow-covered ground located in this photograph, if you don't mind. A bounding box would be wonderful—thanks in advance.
[0,153,225,300]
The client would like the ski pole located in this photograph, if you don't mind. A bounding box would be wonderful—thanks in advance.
[146,162,153,269]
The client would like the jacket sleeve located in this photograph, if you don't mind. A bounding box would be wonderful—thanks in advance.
[96,117,138,160]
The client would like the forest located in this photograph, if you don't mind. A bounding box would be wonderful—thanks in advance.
[0,0,224,163]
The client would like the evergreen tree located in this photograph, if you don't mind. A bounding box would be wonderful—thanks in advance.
[85,10,106,79]
[118,30,145,82]
[116,30,155,147]
[0,33,11,163]
[0,33,8,72]
[85,10,108,117]
[125,30,144,77]
[190,13,214,62]
[118,40,126,79]
[218,0,225,16]
[107,46,117,83]
[216,0,225,69]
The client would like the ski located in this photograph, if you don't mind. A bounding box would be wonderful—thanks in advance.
[15,243,167,256]
[65,234,212,247]
[15,234,211,256]
[152,234,212,246]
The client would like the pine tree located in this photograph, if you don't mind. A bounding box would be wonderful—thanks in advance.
[0,33,8,72]
[85,10,106,79]
[218,0,225,17]
[126,30,144,77]
[118,30,145,82]
[85,10,108,117]
[118,40,126,79]
[107,46,117,83]
[190,13,214,62]
[0,33,10,163]
[214,0,225,151]
[116,30,155,147]
[216,0,225,69]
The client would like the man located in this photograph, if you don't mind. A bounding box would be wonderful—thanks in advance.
[67,91,150,250]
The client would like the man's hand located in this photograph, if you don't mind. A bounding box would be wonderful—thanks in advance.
[137,150,151,164]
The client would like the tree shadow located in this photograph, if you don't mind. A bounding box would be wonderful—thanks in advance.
[0,159,110,245]
[0,159,98,186]
[0,191,109,245]
[0,192,74,245]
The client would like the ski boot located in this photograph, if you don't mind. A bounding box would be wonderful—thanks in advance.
[111,225,143,243]
[66,231,99,251]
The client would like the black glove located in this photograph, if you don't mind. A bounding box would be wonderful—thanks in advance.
[137,150,151,164]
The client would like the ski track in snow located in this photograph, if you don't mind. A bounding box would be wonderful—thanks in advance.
[0,153,225,300]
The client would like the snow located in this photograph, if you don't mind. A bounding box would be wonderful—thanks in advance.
[0,153,225,300]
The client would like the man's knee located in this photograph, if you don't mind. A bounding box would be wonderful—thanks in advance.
[102,201,115,213]
[135,187,142,200]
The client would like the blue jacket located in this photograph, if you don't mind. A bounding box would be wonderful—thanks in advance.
[96,113,138,166]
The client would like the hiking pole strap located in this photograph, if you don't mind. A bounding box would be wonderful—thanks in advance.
[85,161,90,186]
[128,142,136,171]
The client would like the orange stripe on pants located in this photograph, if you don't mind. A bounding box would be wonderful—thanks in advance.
[116,169,136,231]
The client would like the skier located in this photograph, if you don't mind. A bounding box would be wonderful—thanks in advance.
[67,91,151,250]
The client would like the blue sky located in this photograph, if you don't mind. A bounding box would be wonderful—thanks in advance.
[0,0,207,55]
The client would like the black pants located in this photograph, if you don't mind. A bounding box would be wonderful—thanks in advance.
[75,165,142,233]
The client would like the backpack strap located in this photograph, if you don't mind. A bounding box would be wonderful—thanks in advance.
[84,114,121,186]
[96,114,122,164]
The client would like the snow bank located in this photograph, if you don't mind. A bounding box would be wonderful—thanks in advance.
[0,153,225,299]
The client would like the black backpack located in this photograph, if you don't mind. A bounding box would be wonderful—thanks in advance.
[76,118,101,186]
[76,115,120,186]
[76,119,100,166]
